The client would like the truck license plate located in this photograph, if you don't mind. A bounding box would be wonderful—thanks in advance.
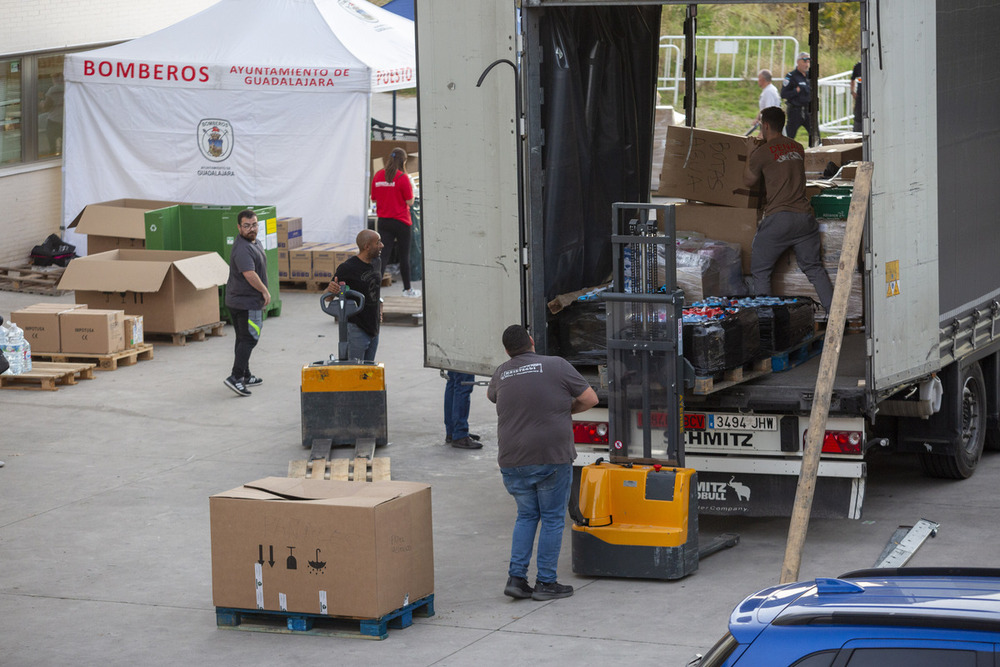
[704,414,777,432]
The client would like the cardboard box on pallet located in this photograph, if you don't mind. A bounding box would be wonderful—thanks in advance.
[59,309,126,354]
[310,244,338,281]
[68,199,181,255]
[276,217,303,249]
[10,304,89,353]
[657,126,762,208]
[57,249,229,334]
[277,250,290,280]
[124,315,144,349]
[804,143,862,176]
[289,244,316,281]
[210,477,434,619]
[669,203,761,274]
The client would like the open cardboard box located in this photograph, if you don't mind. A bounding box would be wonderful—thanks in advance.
[57,249,229,333]
[210,477,434,618]
[68,199,181,255]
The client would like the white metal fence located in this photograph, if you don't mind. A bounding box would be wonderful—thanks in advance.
[658,35,854,134]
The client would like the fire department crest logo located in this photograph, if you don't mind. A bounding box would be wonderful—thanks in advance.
[197,119,233,162]
[338,0,377,22]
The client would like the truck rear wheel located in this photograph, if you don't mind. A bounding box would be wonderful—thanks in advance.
[920,362,986,479]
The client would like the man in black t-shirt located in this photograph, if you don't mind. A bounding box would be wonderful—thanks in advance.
[326,229,383,362]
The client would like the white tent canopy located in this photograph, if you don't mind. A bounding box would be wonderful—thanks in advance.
[62,0,415,254]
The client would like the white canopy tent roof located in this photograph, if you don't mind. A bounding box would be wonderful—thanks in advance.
[62,0,415,254]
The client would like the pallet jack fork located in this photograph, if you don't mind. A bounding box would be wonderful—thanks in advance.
[301,291,388,464]
[571,203,738,580]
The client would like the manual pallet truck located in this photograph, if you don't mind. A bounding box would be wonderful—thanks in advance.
[300,289,387,468]
[571,204,738,580]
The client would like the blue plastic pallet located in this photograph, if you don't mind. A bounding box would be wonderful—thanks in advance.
[216,594,435,640]
[771,333,825,372]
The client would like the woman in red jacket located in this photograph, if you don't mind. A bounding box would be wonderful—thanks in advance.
[371,148,419,297]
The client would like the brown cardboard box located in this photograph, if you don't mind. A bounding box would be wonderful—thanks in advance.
[289,243,316,281]
[821,132,863,146]
[11,309,65,353]
[57,249,229,334]
[371,140,419,174]
[210,478,434,618]
[804,143,862,175]
[59,309,125,354]
[671,203,760,274]
[68,199,179,255]
[277,250,290,280]
[124,315,144,349]
[310,244,338,281]
[330,244,358,274]
[657,126,761,208]
[276,217,303,249]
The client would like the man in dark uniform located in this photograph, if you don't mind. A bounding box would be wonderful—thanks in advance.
[743,106,833,313]
[851,60,863,132]
[224,209,270,397]
[782,52,812,143]
[325,229,383,362]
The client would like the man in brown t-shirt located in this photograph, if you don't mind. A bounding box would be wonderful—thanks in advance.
[743,106,833,311]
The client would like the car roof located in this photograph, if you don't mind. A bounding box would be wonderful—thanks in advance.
[729,567,1000,643]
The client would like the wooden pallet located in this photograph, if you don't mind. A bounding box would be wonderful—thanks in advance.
[0,264,68,296]
[216,594,434,640]
[32,343,154,371]
[771,333,825,372]
[145,322,226,346]
[381,295,422,327]
[0,361,96,390]
[692,356,772,395]
[287,456,391,482]
[279,280,330,293]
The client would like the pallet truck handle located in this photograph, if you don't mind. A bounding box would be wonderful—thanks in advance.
[320,290,366,362]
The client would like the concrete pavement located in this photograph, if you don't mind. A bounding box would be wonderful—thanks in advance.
[3,281,1000,666]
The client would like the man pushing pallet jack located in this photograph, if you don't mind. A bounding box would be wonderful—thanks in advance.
[299,288,388,479]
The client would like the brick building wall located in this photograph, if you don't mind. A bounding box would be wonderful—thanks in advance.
[0,0,216,266]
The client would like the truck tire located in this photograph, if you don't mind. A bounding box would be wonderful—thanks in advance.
[919,362,986,479]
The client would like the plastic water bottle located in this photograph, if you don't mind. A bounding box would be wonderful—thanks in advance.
[2,322,25,375]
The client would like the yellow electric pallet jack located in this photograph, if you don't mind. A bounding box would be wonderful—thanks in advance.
[300,290,387,462]
[571,204,738,580]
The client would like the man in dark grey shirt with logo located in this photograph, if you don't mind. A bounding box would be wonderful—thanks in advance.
[487,324,598,601]
[223,209,270,397]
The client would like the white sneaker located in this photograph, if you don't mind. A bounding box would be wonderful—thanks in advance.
[402,289,422,298]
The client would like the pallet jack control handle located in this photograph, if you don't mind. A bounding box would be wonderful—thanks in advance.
[320,290,366,362]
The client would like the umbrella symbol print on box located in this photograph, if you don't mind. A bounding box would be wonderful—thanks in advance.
[308,548,327,574]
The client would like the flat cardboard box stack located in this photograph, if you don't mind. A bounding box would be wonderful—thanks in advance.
[210,477,434,618]
[57,249,229,334]
[9,304,88,354]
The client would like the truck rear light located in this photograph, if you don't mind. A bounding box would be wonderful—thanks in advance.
[805,429,863,454]
[574,421,609,445]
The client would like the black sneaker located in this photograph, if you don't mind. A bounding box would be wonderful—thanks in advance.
[244,375,263,386]
[451,437,483,450]
[445,433,481,443]
[224,376,251,397]
[532,581,573,601]
[504,576,534,600]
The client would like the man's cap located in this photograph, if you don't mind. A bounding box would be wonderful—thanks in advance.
[798,52,811,61]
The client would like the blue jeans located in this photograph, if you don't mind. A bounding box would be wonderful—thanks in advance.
[444,371,474,440]
[500,463,572,583]
[347,323,378,362]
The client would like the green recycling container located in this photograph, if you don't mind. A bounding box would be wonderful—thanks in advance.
[143,204,281,322]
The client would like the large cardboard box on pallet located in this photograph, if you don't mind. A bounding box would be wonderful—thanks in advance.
[59,309,126,354]
[210,477,434,619]
[57,249,229,334]
[668,203,761,274]
[276,217,303,249]
[657,126,762,208]
[68,199,181,255]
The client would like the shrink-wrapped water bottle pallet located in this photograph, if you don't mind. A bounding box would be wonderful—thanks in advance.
[0,361,96,391]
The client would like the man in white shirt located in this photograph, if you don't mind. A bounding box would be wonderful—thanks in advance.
[756,69,781,125]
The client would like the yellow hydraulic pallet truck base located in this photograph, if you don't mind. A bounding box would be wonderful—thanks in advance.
[301,291,388,455]
[572,459,699,580]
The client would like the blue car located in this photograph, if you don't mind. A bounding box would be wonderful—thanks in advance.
[693,568,1000,666]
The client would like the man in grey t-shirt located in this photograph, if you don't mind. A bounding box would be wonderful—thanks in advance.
[223,209,270,397]
[487,324,598,601]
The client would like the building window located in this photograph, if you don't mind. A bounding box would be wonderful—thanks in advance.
[0,47,102,168]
